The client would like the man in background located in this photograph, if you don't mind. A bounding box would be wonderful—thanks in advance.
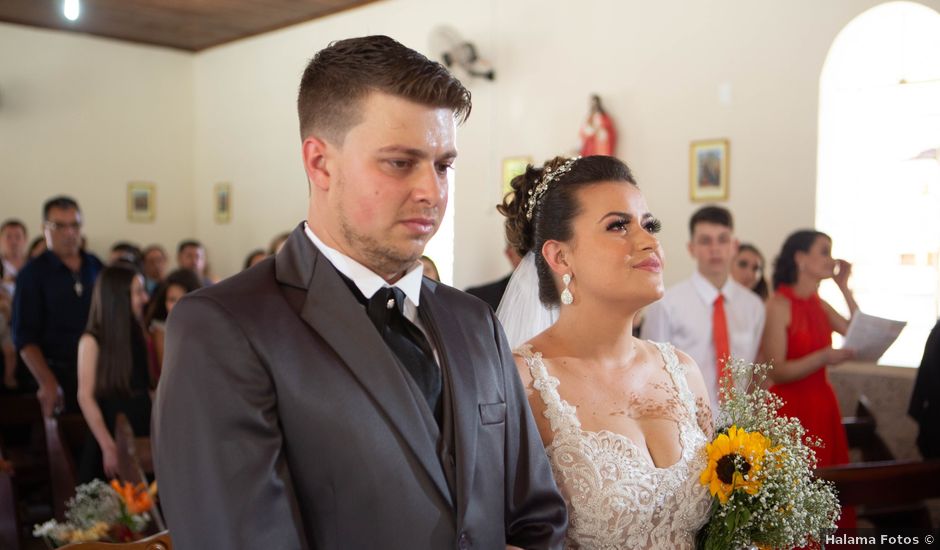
[14,196,103,415]
[465,243,522,311]
[109,241,143,267]
[0,219,28,297]
[909,318,940,458]
[641,205,764,412]
[176,239,212,286]
[0,219,27,389]
[141,244,168,295]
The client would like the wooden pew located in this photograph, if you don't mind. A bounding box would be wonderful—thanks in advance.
[44,413,88,520]
[0,394,45,479]
[0,446,20,550]
[817,459,940,529]
[830,395,940,528]
[0,394,43,428]
[113,413,164,531]
[58,530,172,549]
[842,394,894,462]
[0,394,48,543]
[114,413,151,485]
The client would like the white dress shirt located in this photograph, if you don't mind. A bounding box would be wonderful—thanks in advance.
[641,270,765,413]
[303,223,440,364]
[1,258,17,297]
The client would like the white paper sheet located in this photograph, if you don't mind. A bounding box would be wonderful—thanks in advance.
[842,311,907,362]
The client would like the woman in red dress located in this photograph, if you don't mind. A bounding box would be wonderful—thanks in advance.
[763,229,858,527]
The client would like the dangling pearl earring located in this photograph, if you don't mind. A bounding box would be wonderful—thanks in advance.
[561,273,574,305]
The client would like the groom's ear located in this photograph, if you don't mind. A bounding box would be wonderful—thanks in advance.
[541,240,570,275]
[302,135,333,192]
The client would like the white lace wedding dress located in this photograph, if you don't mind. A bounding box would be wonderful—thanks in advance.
[517,342,712,549]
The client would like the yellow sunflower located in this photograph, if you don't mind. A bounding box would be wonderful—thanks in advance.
[700,425,772,504]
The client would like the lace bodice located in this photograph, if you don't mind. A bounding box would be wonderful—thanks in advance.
[518,342,712,549]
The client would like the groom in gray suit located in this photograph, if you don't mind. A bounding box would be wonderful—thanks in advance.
[153,36,567,549]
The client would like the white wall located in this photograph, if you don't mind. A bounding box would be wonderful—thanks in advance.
[189,0,940,285]
[5,0,939,285]
[0,23,194,262]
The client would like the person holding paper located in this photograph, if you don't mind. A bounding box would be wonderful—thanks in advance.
[762,229,856,466]
[762,229,857,527]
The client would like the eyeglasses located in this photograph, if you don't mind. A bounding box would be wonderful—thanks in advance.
[45,221,82,232]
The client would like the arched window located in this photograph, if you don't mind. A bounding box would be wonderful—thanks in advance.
[817,1,940,367]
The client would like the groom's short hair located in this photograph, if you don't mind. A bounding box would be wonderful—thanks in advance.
[297,35,472,145]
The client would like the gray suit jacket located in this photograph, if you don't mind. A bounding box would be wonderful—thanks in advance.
[153,226,567,549]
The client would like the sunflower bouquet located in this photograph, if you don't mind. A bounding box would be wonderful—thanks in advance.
[696,358,841,550]
[33,479,158,547]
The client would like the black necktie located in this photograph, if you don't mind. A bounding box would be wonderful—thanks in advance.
[365,287,442,424]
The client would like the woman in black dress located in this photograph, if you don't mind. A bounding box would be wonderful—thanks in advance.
[77,263,152,481]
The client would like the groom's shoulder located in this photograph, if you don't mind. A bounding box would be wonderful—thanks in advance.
[185,258,279,310]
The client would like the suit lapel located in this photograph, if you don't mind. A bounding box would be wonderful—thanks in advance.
[420,281,478,523]
[275,227,452,503]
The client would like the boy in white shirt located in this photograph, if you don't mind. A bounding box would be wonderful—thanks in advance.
[641,205,765,412]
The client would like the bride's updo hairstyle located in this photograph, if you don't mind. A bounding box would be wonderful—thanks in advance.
[498,155,637,306]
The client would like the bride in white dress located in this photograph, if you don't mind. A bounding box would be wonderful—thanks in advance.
[496,156,713,549]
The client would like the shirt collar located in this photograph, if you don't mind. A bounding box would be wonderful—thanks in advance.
[304,222,423,307]
[1,258,16,275]
[43,249,86,272]
[691,269,736,304]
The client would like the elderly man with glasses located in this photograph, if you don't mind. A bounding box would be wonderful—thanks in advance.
[13,196,103,416]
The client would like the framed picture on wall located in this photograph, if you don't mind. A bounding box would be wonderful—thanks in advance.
[689,139,729,201]
[127,182,155,222]
[214,182,231,224]
[502,156,531,199]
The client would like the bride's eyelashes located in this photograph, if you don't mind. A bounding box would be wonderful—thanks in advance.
[606,218,629,232]
[604,216,663,235]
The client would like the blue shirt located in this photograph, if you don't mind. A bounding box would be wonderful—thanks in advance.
[12,250,103,366]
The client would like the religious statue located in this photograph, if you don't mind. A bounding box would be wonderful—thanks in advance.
[579,94,616,157]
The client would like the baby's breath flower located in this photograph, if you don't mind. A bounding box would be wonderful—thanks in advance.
[697,358,841,550]
[32,478,159,547]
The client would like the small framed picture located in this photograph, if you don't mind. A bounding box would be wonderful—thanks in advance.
[214,182,231,224]
[127,182,155,222]
[502,156,531,199]
[689,139,729,201]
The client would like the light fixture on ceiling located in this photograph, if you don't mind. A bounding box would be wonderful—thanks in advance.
[63,0,80,22]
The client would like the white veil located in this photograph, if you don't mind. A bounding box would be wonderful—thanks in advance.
[495,251,559,349]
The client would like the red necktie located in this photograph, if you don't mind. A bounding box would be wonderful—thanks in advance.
[713,294,730,384]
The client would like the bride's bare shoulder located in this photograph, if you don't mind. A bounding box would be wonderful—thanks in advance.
[640,342,709,398]
[511,333,558,395]
[666,347,708,390]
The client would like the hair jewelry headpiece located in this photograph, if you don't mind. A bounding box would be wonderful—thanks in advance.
[525,156,580,221]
